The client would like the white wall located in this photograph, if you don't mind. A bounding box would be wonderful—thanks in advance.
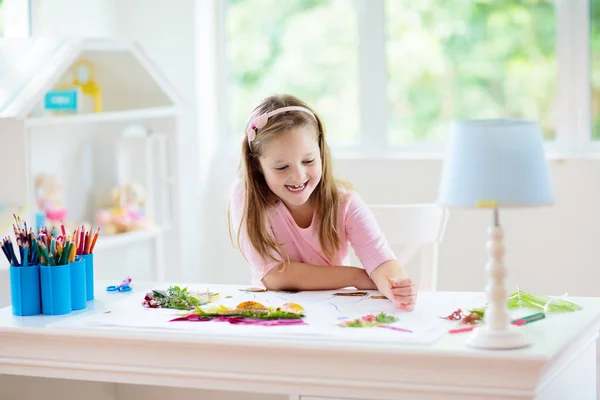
[206,150,600,298]
[32,0,119,36]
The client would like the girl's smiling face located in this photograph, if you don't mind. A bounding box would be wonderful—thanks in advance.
[258,125,322,212]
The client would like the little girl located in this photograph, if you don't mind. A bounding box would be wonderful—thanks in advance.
[229,94,416,311]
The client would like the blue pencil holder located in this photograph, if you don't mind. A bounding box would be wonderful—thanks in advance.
[9,264,41,316]
[81,253,94,301]
[69,258,87,310]
[40,264,72,315]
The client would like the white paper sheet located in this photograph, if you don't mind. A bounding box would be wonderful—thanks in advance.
[49,286,478,345]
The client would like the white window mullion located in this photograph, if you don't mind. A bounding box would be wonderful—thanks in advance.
[197,0,227,162]
[355,0,388,153]
[555,0,591,153]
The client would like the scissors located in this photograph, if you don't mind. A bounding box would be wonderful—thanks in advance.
[106,276,132,292]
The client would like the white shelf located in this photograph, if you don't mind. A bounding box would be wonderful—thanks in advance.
[93,227,162,252]
[1,39,182,280]
[25,106,178,128]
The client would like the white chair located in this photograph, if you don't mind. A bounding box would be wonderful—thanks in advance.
[367,204,448,291]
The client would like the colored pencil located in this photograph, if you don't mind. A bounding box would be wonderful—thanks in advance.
[84,231,91,255]
[512,312,545,325]
[22,245,28,267]
[449,312,546,334]
[378,325,413,333]
[89,227,100,253]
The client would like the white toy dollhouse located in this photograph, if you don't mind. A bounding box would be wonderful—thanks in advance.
[0,38,184,281]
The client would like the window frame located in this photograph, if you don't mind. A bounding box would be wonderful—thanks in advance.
[552,0,593,154]
[218,0,595,156]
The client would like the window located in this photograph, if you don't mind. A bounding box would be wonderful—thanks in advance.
[593,0,600,139]
[223,0,593,151]
[385,0,556,143]
[224,0,359,145]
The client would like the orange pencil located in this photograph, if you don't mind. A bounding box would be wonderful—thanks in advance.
[89,227,100,254]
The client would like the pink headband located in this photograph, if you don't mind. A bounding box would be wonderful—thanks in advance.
[246,106,317,150]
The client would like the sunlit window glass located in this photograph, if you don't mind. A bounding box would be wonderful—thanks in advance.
[225,0,359,144]
[592,0,600,139]
[385,0,556,144]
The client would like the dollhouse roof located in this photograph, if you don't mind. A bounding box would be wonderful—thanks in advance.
[0,38,183,119]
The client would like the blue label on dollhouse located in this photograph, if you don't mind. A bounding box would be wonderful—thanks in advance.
[44,90,78,111]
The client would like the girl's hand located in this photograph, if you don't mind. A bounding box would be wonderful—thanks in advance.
[387,277,417,311]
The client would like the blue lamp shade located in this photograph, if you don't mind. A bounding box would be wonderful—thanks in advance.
[437,119,554,208]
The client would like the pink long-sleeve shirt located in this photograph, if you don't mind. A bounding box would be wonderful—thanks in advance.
[230,181,397,286]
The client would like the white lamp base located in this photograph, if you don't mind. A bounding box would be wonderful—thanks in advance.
[469,219,532,350]
[467,324,530,350]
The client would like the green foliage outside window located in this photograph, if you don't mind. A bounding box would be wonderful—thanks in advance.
[386,0,556,143]
[226,0,359,144]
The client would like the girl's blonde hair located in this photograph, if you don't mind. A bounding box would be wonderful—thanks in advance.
[229,94,349,265]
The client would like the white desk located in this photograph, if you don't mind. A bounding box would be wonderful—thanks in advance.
[0,283,599,400]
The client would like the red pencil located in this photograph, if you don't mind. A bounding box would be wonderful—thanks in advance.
[79,226,85,255]
[84,231,91,255]
[449,325,478,334]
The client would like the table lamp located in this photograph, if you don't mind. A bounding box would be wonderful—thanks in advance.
[437,119,554,349]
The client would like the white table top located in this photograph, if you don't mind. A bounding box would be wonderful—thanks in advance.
[1,282,598,357]
[1,282,600,398]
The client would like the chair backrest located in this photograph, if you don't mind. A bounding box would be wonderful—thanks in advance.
[367,204,448,291]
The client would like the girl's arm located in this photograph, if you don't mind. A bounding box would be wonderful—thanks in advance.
[262,262,377,291]
[370,260,417,311]
[341,192,417,311]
